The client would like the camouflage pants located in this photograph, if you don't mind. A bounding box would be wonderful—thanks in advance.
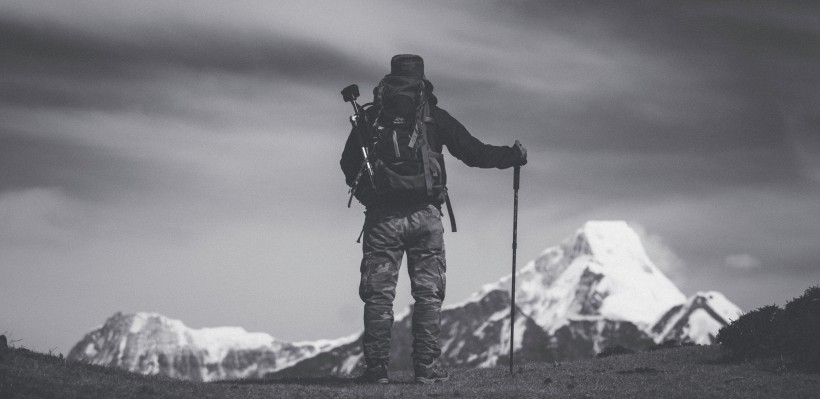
[359,203,446,366]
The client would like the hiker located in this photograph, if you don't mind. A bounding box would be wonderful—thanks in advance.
[340,54,527,384]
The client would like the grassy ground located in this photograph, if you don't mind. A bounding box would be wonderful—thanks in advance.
[1,344,819,398]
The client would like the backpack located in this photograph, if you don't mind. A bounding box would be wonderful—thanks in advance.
[369,75,445,199]
[352,74,457,232]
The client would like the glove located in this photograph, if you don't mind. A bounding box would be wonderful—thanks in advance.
[514,140,528,166]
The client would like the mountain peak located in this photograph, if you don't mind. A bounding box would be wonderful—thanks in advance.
[513,220,686,330]
[580,221,654,266]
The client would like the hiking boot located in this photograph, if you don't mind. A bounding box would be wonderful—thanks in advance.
[414,359,450,384]
[360,363,389,384]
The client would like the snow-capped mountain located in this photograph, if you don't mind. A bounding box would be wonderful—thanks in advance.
[66,312,357,381]
[509,220,688,330]
[69,221,743,381]
[274,220,734,377]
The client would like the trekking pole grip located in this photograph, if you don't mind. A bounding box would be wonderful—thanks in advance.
[513,166,520,191]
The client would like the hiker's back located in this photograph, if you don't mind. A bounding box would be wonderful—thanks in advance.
[368,74,447,207]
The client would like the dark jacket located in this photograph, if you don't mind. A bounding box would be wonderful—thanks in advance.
[340,86,522,208]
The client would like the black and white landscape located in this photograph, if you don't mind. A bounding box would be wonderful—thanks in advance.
[3,1,819,361]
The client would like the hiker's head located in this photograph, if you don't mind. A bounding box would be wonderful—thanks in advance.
[391,54,424,79]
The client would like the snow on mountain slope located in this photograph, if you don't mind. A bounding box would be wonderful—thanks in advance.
[67,312,356,381]
[473,221,687,333]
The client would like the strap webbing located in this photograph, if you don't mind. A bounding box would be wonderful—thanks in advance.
[418,104,434,197]
[444,190,457,233]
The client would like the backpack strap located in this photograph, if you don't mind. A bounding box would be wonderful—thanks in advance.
[424,103,457,232]
[417,112,434,196]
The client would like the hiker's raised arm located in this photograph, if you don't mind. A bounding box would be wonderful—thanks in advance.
[435,108,526,169]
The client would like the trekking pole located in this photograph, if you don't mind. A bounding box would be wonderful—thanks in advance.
[509,165,520,375]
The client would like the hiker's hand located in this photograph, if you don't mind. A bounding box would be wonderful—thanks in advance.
[514,140,527,166]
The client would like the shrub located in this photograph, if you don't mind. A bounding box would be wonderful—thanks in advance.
[716,286,820,372]
[716,304,784,359]
[781,286,820,371]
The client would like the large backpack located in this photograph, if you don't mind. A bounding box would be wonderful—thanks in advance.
[358,74,457,231]
[369,75,444,198]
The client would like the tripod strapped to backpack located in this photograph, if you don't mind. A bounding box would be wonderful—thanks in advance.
[341,84,376,209]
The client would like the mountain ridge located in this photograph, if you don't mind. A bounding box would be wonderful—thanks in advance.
[68,220,744,381]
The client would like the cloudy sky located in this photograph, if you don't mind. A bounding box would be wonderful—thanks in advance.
[2,0,818,355]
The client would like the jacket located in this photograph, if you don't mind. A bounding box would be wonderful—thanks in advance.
[340,87,523,208]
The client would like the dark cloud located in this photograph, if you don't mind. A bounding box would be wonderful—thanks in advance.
[489,0,820,153]
[0,15,378,112]
[0,12,379,203]
[498,1,820,56]
[0,130,163,200]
